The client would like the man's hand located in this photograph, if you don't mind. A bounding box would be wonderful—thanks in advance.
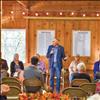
[64,56,68,61]
[50,48,54,54]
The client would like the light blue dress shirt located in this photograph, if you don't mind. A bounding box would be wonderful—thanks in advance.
[54,46,58,62]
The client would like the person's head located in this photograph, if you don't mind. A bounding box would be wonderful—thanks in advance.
[75,54,80,61]
[31,56,39,66]
[13,53,19,61]
[52,38,59,46]
[77,62,86,73]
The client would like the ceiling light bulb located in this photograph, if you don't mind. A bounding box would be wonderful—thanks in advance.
[22,12,25,15]
[71,12,74,15]
[46,12,49,15]
[96,13,99,16]
[35,13,38,16]
[83,14,86,17]
[60,12,63,15]
[11,11,14,14]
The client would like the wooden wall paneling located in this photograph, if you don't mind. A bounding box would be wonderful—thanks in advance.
[64,21,73,56]
[26,19,30,63]
[72,21,80,30]
[64,21,73,68]
[56,20,65,46]
[95,21,100,60]
[2,18,26,29]
[89,21,96,61]
[41,20,49,29]
[79,20,89,30]
[29,20,36,59]
[49,20,56,30]
[98,21,100,53]
[32,20,37,57]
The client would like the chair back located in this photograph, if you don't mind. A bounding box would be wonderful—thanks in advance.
[62,87,88,100]
[80,83,96,95]
[2,77,20,84]
[71,79,90,87]
[2,81,21,89]
[23,77,42,93]
[7,86,21,100]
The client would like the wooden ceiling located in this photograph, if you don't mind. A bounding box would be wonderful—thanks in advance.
[1,0,100,19]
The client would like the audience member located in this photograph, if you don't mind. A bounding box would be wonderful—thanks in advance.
[0,52,9,79]
[10,53,24,77]
[93,54,100,80]
[71,62,91,82]
[24,56,43,81]
[69,54,83,82]
[24,56,48,92]
[36,53,46,83]
[1,59,8,71]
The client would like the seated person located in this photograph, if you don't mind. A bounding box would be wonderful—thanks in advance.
[23,56,47,93]
[1,58,8,71]
[93,54,100,80]
[68,54,83,83]
[0,59,9,79]
[71,62,91,82]
[10,53,24,77]
[0,57,9,79]
[36,53,46,83]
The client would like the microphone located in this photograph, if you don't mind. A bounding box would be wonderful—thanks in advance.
[50,48,54,54]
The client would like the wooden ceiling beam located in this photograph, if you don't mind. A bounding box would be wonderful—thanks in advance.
[24,16,100,20]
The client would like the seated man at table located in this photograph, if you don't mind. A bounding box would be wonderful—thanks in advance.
[71,62,91,82]
[93,54,100,80]
[23,56,47,93]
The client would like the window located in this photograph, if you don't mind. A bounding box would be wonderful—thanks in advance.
[72,30,91,56]
[1,29,26,68]
[37,30,55,55]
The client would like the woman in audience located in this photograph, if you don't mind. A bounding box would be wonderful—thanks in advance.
[93,54,100,80]
[71,62,91,82]
[36,53,46,83]
[10,53,24,77]
[68,54,83,83]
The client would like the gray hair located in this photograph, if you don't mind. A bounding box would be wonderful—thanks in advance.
[77,62,86,71]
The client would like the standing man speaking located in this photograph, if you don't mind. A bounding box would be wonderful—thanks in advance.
[46,38,67,93]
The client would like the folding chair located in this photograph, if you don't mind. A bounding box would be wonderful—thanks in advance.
[7,86,21,100]
[23,77,42,93]
[2,77,20,84]
[62,87,88,100]
[80,83,96,96]
[2,81,21,89]
[71,79,90,87]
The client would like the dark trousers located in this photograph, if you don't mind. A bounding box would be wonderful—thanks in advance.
[0,95,7,100]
